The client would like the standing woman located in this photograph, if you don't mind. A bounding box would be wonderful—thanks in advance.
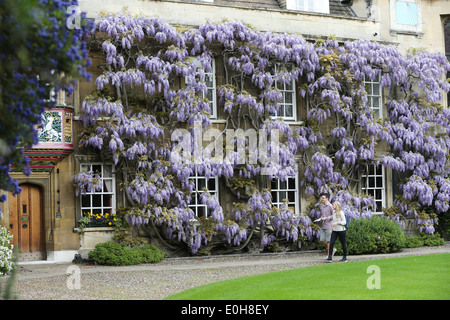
[326,201,348,262]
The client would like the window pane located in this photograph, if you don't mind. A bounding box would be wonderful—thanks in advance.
[376,201,382,211]
[376,177,383,187]
[285,92,292,104]
[285,105,293,118]
[276,81,284,90]
[288,178,296,190]
[103,179,112,193]
[197,178,206,190]
[372,97,379,108]
[271,180,278,189]
[103,194,112,207]
[103,165,113,177]
[197,206,205,218]
[92,195,102,207]
[288,191,295,202]
[206,89,213,101]
[207,179,216,191]
[373,83,380,95]
[286,80,293,91]
[271,191,278,202]
[81,195,90,208]
[205,74,213,86]
[376,189,382,200]
[92,165,102,174]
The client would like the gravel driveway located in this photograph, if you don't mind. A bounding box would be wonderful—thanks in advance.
[8,242,450,300]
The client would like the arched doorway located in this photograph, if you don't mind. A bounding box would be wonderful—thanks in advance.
[8,184,45,259]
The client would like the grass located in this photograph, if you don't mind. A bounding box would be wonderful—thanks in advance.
[165,253,450,300]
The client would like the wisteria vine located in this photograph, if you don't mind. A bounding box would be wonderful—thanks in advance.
[73,10,450,254]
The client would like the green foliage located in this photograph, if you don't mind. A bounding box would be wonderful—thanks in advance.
[405,235,424,248]
[135,245,166,263]
[334,216,406,255]
[88,241,165,266]
[406,233,444,248]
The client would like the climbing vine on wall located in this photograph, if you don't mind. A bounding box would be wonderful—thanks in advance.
[72,10,450,253]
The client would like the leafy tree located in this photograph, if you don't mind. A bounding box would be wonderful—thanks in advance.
[73,11,450,254]
[0,0,91,214]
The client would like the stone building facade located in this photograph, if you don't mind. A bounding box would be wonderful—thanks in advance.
[1,0,449,261]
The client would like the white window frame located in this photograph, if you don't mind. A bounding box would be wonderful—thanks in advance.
[189,58,217,119]
[80,163,116,217]
[271,63,297,121]
[365,74,382,119]
[203,59,217,119]
[188,172,219,218]
[390,0,422,34]
[286,0,330,14]
[271,175,299,215]
[361,164,386,214]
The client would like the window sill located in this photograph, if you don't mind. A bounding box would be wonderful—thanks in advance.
[390,29,424,38]
[73,226,115,232]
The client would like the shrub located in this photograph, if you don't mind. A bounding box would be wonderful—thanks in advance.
[405,235,424,248]
[88,241,165,266]
[405,232,445,248]
[422,233,444,246]
[136,245,165,263]
[334,216,406,255]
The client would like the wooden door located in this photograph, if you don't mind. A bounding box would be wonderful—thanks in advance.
[8,184,44,253]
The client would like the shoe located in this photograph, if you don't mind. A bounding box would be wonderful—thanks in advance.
[325,256,332,262]
[332,248,337,256]
[339,257,347,262]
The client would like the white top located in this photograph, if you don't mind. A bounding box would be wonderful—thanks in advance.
[332,211,346,232]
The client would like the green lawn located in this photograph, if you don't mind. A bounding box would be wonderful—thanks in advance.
[166,253,450,300]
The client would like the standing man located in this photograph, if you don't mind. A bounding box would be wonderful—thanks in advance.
[319,193,333,258]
